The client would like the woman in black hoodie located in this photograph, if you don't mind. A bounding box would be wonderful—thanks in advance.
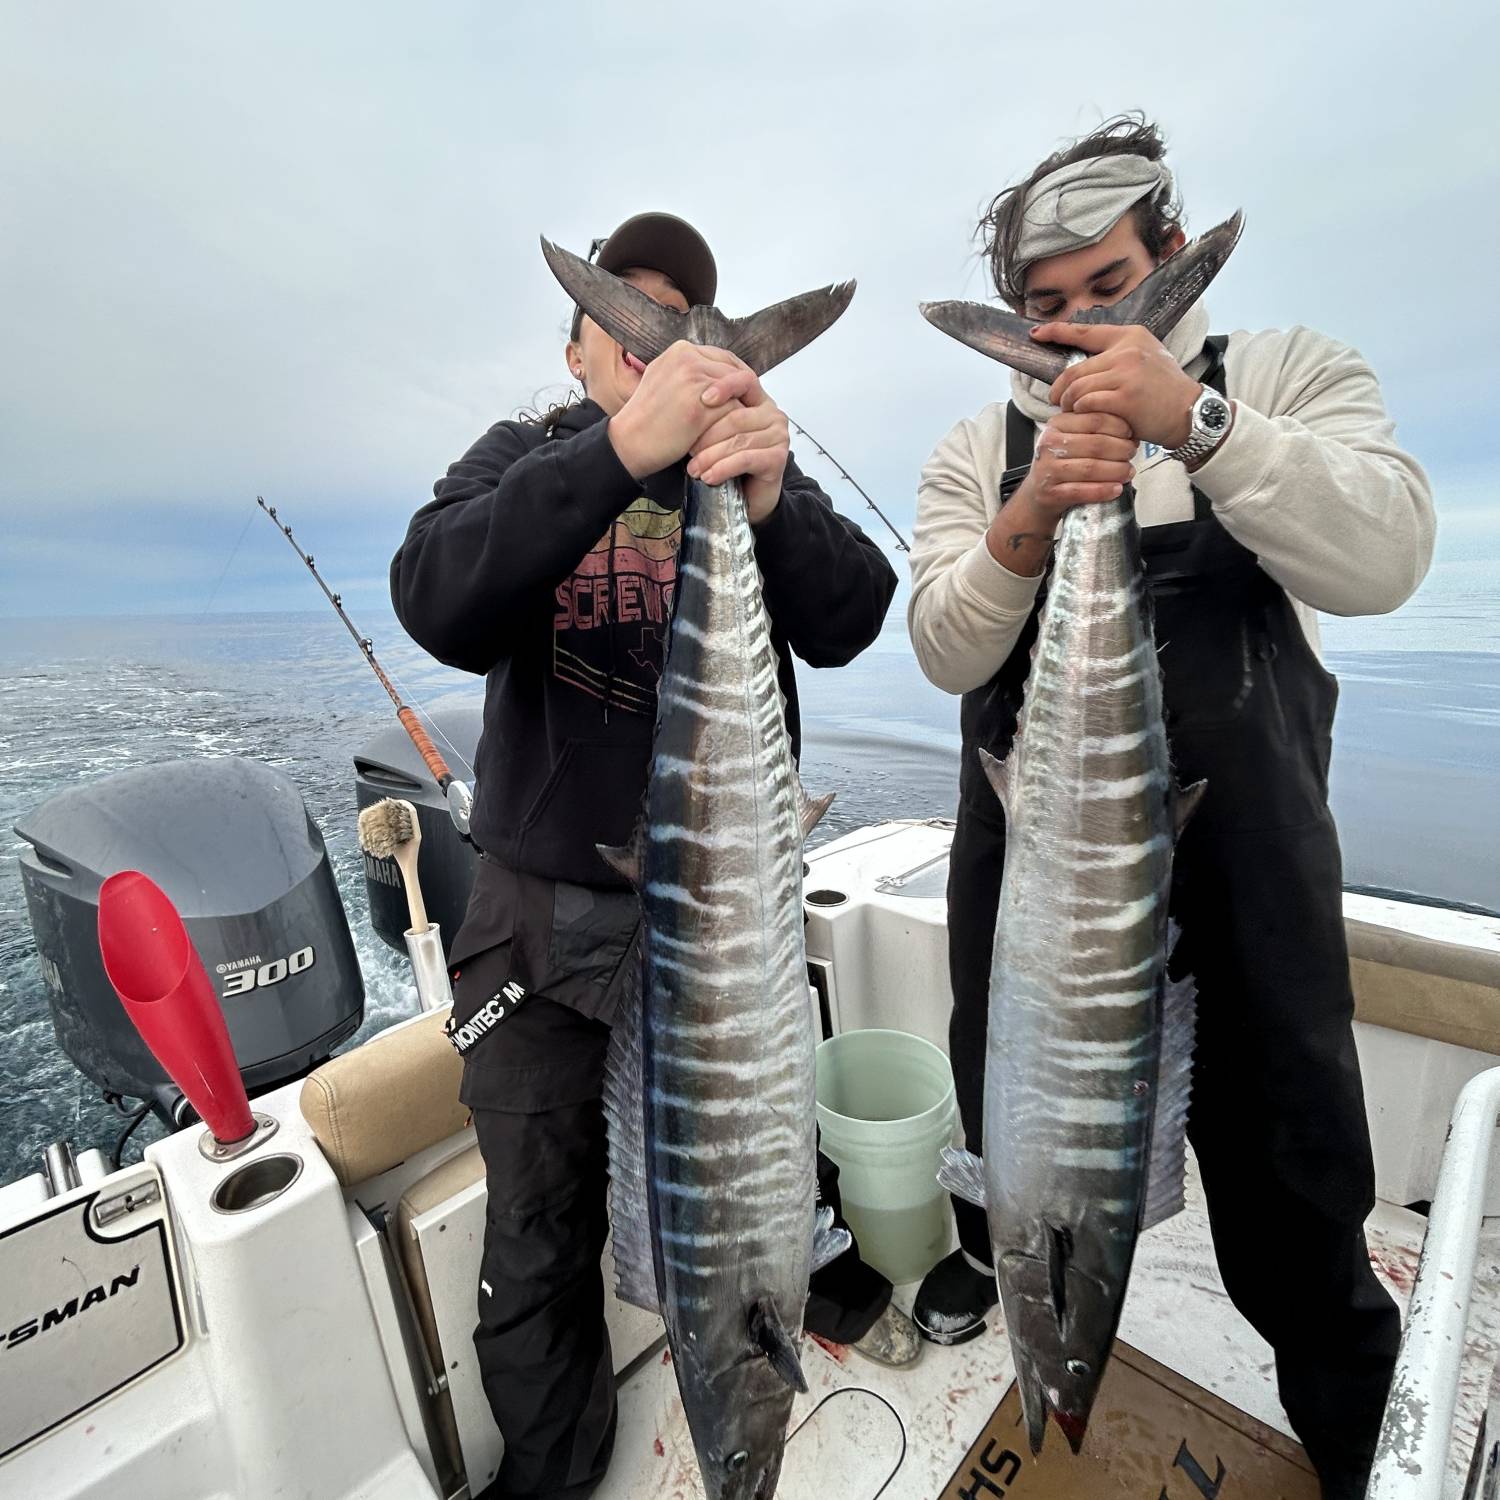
[391,212,910,1500]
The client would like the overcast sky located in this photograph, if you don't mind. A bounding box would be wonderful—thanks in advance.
[2,0,1496,623]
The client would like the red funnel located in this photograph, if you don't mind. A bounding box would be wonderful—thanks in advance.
[98,871,255,1146]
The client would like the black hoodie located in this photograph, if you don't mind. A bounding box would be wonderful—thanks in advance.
[391,399,897,887]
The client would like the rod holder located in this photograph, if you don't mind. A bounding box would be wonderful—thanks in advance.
[42,1141,80,1196]
[405,923,454,1014]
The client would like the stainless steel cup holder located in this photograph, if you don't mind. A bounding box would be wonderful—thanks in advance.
[211,1152,303,1215]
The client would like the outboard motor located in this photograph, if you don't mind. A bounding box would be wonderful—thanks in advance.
[354,707,481,959]
[16,756,363,1111]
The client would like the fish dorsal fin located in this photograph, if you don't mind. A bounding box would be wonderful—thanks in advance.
[748,1297,808,1393]
[596,819,646,887]
[1141,968,1198,1231]
[1171,780,1207,840]
[600,937,659,1312]
[810,1205,851,1274]
[977,747,1013,820]
[797,777,836,841]
[936,1145,988,1208]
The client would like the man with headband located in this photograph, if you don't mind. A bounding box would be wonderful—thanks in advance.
[907,115,1434,1495]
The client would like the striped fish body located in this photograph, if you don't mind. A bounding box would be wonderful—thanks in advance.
[919,213,1241,1456]
[533,240,853,1497]
[982,494,1178,1453]
[638,475,816,1500]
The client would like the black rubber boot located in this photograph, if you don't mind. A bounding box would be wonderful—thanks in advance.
[912,1248,997,1346]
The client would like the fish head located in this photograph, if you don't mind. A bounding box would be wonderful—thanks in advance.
[998,1243,1119,1455]
[683,1387,791,1500]
[675,1340,796,1500]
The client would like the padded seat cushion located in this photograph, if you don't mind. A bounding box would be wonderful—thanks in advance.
[1347,918,1500,990]
[1348,920,1500,1056]
[1351,958,1500,1057]
[300,1006,467,1187]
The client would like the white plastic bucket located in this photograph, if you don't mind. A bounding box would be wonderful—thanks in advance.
[814,1028,958,1285]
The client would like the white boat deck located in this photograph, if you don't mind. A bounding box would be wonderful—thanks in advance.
[598,1159,1500,1500]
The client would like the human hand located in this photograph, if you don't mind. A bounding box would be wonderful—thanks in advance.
[1013,411,1137,522]
[987,411,1137,577]
[686,356,789,525]
[1033,322,1203,450]
[606,341,742,480]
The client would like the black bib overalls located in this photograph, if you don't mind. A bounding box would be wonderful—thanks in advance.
[944,343,1400,1495]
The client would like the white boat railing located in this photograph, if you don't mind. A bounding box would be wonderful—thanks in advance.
[1369,1066,1500,1499]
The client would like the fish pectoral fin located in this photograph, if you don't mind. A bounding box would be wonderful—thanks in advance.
[725,281,856,376]
[748,1297,809,1393]
[936,1145,988,1208]
[796,777,836,842]
[1142,968,1198,1232]
[977,748,1013,820]
[597,818,646,887]
[596,842,640,886]
[810,1205,851,1273]
[1170,779,1207,840]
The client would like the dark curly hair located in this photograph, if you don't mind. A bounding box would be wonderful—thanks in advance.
[518,387,582,433]
[979,112,1185,308]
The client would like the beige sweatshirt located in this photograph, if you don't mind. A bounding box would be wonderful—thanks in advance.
[907,301,1436,695]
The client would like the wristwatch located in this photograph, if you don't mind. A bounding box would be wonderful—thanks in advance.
[1166,387,1234,466]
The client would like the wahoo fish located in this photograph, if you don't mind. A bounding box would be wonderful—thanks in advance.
[542,240,853,1500]
[920,214,1243,1454]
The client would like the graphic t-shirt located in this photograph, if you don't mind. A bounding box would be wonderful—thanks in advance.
[552,495,681,716]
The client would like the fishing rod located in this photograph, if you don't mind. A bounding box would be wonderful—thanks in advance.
[787,417,910,554]
[255,496,474,836]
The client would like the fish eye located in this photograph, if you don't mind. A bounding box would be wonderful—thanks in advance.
[725,1450,749,1472]
[1066,1358,1091,1377]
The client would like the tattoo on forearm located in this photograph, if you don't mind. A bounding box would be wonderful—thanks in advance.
[1006,532,1049,551]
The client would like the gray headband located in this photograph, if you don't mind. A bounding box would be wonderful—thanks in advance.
[1012,153,1173,287]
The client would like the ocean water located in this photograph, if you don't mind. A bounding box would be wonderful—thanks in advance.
[1,558,1495,1184]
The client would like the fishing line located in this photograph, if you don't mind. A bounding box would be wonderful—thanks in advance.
[198,507,256,622]
[378,659,476,781]
[787,416,911,554]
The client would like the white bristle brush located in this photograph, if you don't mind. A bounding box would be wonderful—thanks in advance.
[358,798,428,934]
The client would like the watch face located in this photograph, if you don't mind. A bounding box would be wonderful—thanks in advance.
[1199,397,1230,435]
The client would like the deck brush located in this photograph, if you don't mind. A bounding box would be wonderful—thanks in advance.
[357,798,428,934]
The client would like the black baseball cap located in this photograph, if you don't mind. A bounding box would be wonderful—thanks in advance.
[568,212,718,339]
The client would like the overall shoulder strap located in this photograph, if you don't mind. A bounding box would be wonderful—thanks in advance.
[1005,400,1036,469]
[1200,334,1229,396]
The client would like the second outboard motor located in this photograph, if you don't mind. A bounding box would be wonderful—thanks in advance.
[354,707,482,959]
[17,756,364,1106]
